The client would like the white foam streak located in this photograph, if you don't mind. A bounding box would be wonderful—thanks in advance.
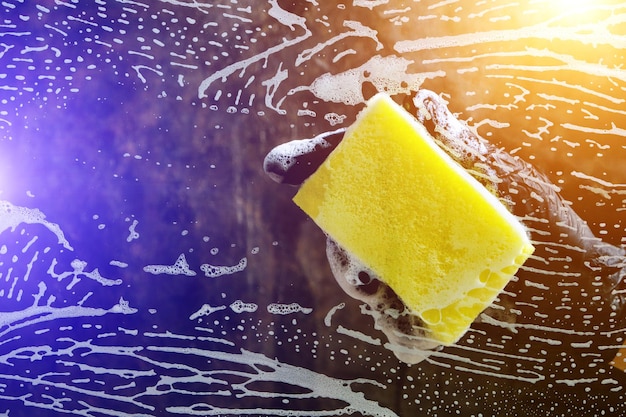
[395,21,626,54]
[304,55,445,105]
[295,20,382,67]
[198,0,311,100]
[0,200,73,250]
[0,295,136,342]
[143,253,197,276]
[153,346,398,417]
[267,302,312,315]
[200,257,247,278]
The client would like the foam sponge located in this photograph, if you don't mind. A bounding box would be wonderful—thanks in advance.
[293,93,534,345]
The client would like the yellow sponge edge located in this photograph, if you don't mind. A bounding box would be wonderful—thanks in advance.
[293,93,534,345]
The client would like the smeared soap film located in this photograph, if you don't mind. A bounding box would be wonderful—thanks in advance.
[1,0,626,416]
[0,199,401,416]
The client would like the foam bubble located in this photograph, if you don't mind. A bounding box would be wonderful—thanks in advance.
[308,55,444,105]
[200,257,247,278]
[143,253,197,276]
[263,128,346,184]
[267,302,312,315]
[326,238,441,364]
[230,300,258,313]
[0,200,73,250]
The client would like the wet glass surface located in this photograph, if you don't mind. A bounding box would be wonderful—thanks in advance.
[1,0,625,415]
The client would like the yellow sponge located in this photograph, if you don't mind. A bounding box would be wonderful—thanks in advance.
[293,93,534,345]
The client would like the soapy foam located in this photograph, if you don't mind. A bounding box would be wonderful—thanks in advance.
[307,55,445,105]
[0,200,73,251]
[263,128,345,184]
[405,91,502,196]
[326,237,441,364]
[263,136,328,183]
[267,302,313,315]
[143,253,197,276]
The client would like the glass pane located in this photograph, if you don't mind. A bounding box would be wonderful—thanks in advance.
[1,0,625,416]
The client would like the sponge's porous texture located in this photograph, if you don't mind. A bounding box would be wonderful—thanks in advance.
[293,93,535,345]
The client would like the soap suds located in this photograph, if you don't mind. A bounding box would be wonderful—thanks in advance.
[306,55,445,105]
[267,302,313,315]
[326,238,441,364]
[143,253,197,276]
[0,200,73,251]
[201,257,248,278]
[263,128,346,185]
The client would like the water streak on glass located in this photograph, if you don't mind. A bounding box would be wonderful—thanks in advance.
[0,0,625,416]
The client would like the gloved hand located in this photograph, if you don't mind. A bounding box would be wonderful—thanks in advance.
[264,89,626,366]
